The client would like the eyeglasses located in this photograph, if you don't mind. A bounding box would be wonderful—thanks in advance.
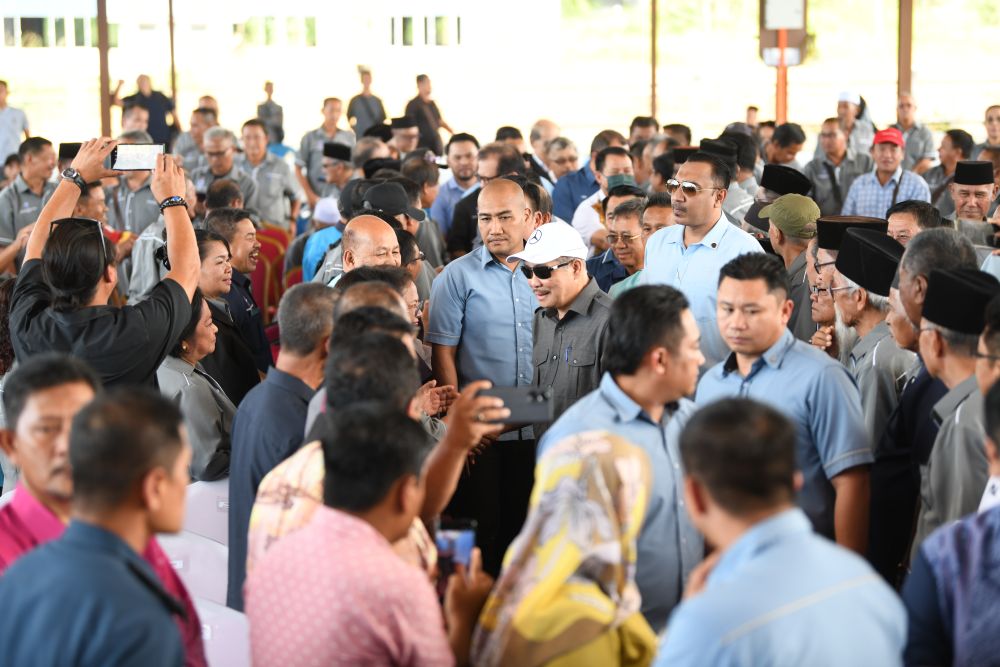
[665,179,723,197]
[406,251,426,266]
[972,349,1000,362]
[520,260,574,280]
[478,174,497,185]
[813,259,836,273]
[53,217,107,280]
[551,155,578,165]
[606,232,639,245]
[205,150,231,158]
[809,284,851,299]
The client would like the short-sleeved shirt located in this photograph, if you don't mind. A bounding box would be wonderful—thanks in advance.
[9,259,191,387]
[786,250,815,341]
[696,329,872,539]
[803,150,874,216]
[236,152,302,227]
[302,225,343,282]
[429,177,478,237]
[531,279,612,442]
[0,174,56,243]
[246,506,454,667]
[892,121,937,172]
[256,99,283,132]
[123,90,175,144]
[190,164,257,205]
[0,105,28,163]
[539,373,703,632]
[656,509,906,667]
[296,126,356,196]
[551,163,600,222]
[586,247,627,293]
[0,521,185,667]
[608,269,643,298]
[404,96,444,155]
[227,367,315,611]
[107,175,161,235]
[923,164,956,219]
[346,93,387,138]
[641,215,765,369]
[570,190,606,254]
[841,167,932,218]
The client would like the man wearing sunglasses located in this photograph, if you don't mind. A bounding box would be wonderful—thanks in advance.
[508,221,612,443]
[642,151,763,370]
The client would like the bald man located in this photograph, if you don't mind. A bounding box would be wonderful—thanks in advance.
[891,93,935,174]
[314,214,401,287]
[529,119,561,185]
[426,179,541,575]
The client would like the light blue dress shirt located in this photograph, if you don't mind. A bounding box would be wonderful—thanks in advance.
[841,166,931,218]
[429,178,478,237]
[301,226,343,281]
[655,508,906,667]
[425,244,537,440]
[696,330,871,539]
[641,216,764,368]
[539,373,703,633]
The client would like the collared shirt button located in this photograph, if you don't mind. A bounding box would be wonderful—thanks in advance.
[552,355,557,360]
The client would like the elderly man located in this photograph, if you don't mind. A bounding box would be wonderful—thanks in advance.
[317,214,401,288]
[542,137,579,183]
[891,93,936,174]
[528,119,560,183]
[951,161,1000,245]
[584,184,646,292]
[606,198,649,297]
[191,127,256,208]
[319,142,353,200]
[803,118,874,216]
[426,179,539,575]
[886,199,944,246]
[842,128,931,218]
[551,129,626,222]
[570,146,636,254]
[643,152,763,369]
[238,118,302,227]
[0,137,55,242]
[923,129,974,219]
[761,193,820,341]
[507,221,612,443]
[831,228,915,446]
[296,98,356,206]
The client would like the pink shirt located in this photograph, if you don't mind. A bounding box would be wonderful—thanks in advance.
[0,483,207,667]
[245,505,455,667]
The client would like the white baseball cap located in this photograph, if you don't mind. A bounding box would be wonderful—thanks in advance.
[837,90,861,106]
[507,222,588,264]
[313,197,341,226]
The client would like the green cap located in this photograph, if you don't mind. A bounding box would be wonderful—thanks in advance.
[759,194,820,240]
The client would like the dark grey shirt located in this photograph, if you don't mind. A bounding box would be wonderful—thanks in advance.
[891,121,936,172]
[107,175,161,235]
[923,165,956,219]
[531,278,613,442]
[787,250,815,342]
[803,150,873,216]
[190,164,257,205]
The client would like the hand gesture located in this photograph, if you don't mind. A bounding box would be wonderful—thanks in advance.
[682,551,721,600]
[150,154,187,203]
[811,325,834,351]
[444,548,494,630]
[415,380,459,416]
[443,380,508,452]
[70,137,121,183]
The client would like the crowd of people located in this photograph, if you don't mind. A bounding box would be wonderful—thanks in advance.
[0,68,999,666]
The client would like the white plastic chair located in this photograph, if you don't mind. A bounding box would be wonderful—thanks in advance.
[194,596,251,667]
[157,531,228,605]
[183,479,230,546]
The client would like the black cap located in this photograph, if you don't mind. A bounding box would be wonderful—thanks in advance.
[323,142,352,162]
[671,146,698,164]
[390,116,417,130]
[363,182,425,221]
[744,201,770,232]
[760,164,812,196]
[699,138,737,160]
[58,142,82,161]
[835,228,904,297]
[954,160,995,186]
[923,269,1000,334]
[816,216,888,250]
[362,158,402,180]
[363,123,393,142]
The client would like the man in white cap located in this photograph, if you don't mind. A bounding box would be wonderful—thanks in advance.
[815,91,875,160]
[301,197,342,281]
[509,221,614,442]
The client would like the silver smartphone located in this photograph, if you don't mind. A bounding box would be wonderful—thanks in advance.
[110,143,164,171]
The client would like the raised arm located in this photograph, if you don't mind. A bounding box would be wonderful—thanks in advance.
[25,138,120,262]
[151,155,200,300]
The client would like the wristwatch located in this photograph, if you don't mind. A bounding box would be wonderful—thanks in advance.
[61,168,88,195]
[159,196,187,211]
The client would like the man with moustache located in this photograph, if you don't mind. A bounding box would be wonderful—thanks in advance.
[950,161,1000,245]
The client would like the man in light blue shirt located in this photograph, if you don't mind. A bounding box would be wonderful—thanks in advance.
[642,152,763,369]
[842,127,931,218]
[429,133,479,237]
[656,398,905,667]
[426,179,538,575]
[696,253,872,549]
[540,285,705,632]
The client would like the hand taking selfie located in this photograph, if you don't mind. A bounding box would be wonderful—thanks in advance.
[150,154,187,203]
[444,548,494,634]
[69,137,121,183]
[443,380,508,451]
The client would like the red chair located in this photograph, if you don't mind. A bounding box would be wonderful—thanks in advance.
[283,266,303,292]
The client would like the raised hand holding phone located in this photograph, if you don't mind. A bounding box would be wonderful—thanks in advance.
[69,138,121,182]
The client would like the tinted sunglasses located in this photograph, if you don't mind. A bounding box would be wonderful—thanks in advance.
[520,260,574,280]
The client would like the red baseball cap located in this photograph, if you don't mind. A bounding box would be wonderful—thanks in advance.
[873,127,905,148]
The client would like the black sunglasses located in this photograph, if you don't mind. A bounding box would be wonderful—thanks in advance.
[519,260,574,280]
[52,217,107,280]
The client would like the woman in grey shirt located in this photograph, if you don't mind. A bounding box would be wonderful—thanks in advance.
[156,288,235,480]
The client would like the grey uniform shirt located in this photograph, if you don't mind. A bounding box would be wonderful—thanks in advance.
[922,165,956,219]
[171,131,205,171]
[531,279,613,442]
[126,216,167,305]
[912,377,989,556]
[107,175,160,235]
[803,150,874,216]
[0,175,56,243]
[190,164,257,205]
[891,121,936,172]
[723,182,754,226]
[786,251,815,342]
[296,126,356,197]
[848,320,915,448]
[236,152,303,227]
[312,244,343,286]
[256,99,283,131]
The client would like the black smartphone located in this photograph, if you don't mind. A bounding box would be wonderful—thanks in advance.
[434,518,476,599]
[58,142,82,162]
[478,386,553,424]
[110,143,164,171]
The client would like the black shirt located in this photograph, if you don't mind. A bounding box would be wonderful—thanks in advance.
[199,299,261,406]
[123,91,175,144]
[223,270,272,373]
[446,189,480,255]
[404,96,444,155]
[9,259,191,387]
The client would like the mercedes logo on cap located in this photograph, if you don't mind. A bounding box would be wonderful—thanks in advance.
[528,229,543,244]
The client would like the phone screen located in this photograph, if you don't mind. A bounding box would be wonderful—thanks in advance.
[112,143,165,171]
[434,519,476,599]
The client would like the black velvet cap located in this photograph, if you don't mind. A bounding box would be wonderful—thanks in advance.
[923,268,1000,334]
[323,142,352,162]
[671,146,698,164]
[390,116,417,129]
[816,216,888,250]
[835,227,904,297]
[363,123,394,142]
[954,160,995,186]
[362,158,402,179]
[760,164,811,196]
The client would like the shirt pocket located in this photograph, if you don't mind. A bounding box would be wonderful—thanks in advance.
[568,348,598,396]
[534,346,553,387]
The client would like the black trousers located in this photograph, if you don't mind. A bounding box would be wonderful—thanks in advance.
[442,437,536,577]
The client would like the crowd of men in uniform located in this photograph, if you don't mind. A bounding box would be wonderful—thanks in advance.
[0,70,999,665]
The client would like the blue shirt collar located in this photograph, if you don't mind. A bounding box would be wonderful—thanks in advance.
[599,372,679,425]
[722,329,796,377]
[583,162,597,186]
[708,508,812,585]
[697,216,732,249]
[265,367,316,403]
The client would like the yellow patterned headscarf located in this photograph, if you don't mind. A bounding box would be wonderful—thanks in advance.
[471,431,656,667]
